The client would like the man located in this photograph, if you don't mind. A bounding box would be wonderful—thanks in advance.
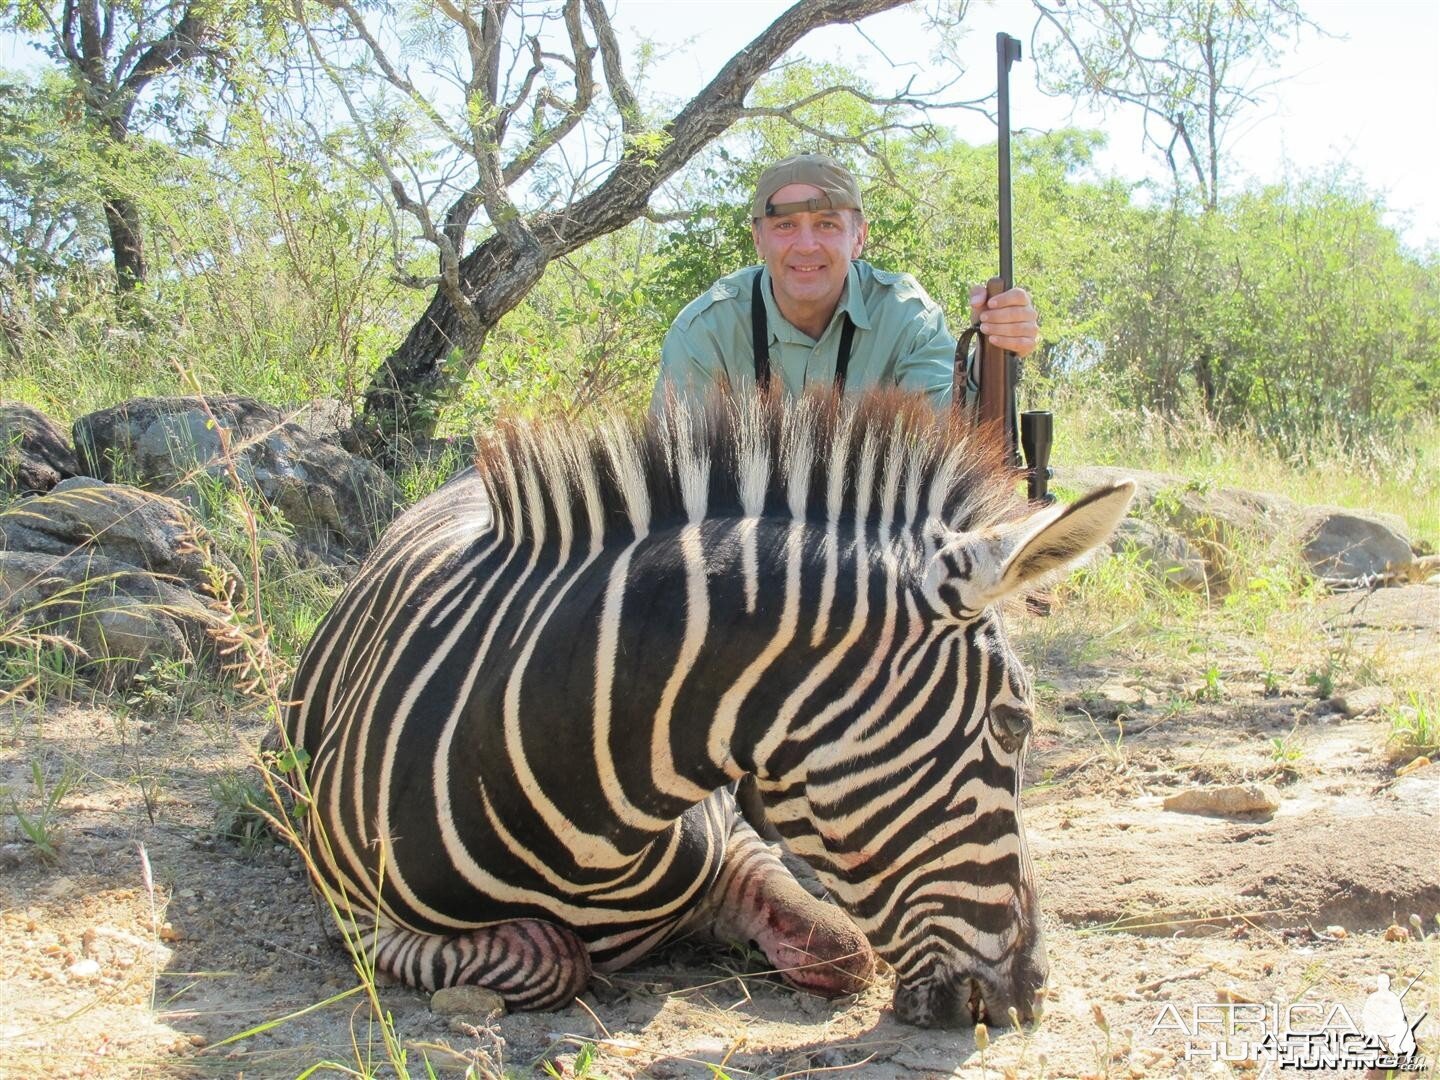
[652,153,1039,410]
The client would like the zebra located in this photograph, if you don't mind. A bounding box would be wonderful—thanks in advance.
[283,388,1133,1028]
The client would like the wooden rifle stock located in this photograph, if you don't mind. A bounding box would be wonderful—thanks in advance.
[976,275,1011,452]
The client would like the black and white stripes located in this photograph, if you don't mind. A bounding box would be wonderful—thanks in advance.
[285,387,1133,1026]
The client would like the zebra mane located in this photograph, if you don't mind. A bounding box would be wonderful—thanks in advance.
[474,387,1020,547]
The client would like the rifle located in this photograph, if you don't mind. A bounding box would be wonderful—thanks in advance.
[964,32,1054,504]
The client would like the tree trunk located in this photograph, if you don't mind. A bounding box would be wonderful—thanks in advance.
[353,233,548,455]
[352,0,912,455]
[1194,348,1217,419]
[103,192,147,294]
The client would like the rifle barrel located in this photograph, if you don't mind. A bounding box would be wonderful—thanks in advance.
[997,33,1021,290]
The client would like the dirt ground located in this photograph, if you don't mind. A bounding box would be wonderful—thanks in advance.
[1,583,1436,1079]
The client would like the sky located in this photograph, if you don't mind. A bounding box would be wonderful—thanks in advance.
[3,1,1435,250]
[613,0,1440,253]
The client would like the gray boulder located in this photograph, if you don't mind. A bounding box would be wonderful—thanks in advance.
[1108,517,1210,591]
[0,477,243,684]
[1298,509,1414,583]
[73,396,399,563]
[1,401,79,496]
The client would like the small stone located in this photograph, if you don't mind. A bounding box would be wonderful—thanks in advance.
[1328,687,1394,717]
[1162,783,1281,817]
[1383,924,1411,942]
[40,876,76,901]
[430,985,506,1019]
[67,958,101,980]
[1091,681,1148,710]
[1325,925,1348,940]
[158,922,184,942]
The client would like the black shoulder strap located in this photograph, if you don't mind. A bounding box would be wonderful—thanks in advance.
[835,316,855,393]
[751,268,770,390]
[752,266,855,393]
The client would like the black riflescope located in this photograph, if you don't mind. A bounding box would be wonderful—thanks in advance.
[1021,409,1054,504]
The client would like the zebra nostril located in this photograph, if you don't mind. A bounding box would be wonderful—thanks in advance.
[991,703,1032,751]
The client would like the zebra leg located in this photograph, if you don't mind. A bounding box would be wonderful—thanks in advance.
[372,919,592,1011]
[696,817,876,998]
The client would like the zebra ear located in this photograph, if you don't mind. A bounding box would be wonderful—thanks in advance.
[943,481,1136,615]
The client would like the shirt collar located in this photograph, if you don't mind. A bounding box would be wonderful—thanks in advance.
[760,261,873,344]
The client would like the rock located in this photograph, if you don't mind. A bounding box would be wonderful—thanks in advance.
[1383,923,1411,942]
[430,985,505,1019]
[1329,686,1395,718]
[1108,518,1209,590]
[1162,783,1281,817]
[1298,509,1414,583]
[66,958,101,980]
[1057,466,1297,590]
[0,401,78,496]
[0,477,239,596]
[284,397,353,444]
[73,396,400,563]
[0,478,243,684]
[1390,761,1440,812]
[1075,680,1150,717]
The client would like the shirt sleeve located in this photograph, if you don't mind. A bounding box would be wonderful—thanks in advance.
[650,320,733,414]
[891,300,959,408]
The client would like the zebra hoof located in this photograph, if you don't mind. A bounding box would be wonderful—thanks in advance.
[892,967,1043,1029]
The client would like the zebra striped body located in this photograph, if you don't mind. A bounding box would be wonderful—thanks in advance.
[286,390,1133,1027]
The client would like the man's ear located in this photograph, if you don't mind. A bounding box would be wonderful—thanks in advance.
[926,481,1135,617]
[851,215,868,258]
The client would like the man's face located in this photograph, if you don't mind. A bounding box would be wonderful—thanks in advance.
[751,182,868,325]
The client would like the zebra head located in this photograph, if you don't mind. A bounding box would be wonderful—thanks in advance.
[800,481,1135,1029]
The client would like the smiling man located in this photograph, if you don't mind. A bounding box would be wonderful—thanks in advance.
[652,153,1039,410]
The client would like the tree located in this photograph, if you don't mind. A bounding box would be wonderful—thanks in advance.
[1028,0,1314,211]
[2,0,236,294]
[0,71,108,353]
[290,0,964,453]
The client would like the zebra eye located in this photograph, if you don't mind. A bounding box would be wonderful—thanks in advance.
[991,703,1032,751]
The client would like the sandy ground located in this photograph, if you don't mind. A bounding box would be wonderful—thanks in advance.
[1,584,1436,1079]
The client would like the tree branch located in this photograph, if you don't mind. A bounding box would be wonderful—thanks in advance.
[583,0,638,132]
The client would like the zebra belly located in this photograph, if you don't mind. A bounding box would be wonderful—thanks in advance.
[290,482,737,966]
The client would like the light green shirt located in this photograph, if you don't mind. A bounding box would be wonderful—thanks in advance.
[652,260,959,411]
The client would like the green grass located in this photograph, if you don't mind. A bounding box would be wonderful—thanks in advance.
[4,754,80,863]
[1048,383,1440,546]
[1386,692,1439,760]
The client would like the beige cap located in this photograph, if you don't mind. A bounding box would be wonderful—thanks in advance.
[751,153,863,219]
